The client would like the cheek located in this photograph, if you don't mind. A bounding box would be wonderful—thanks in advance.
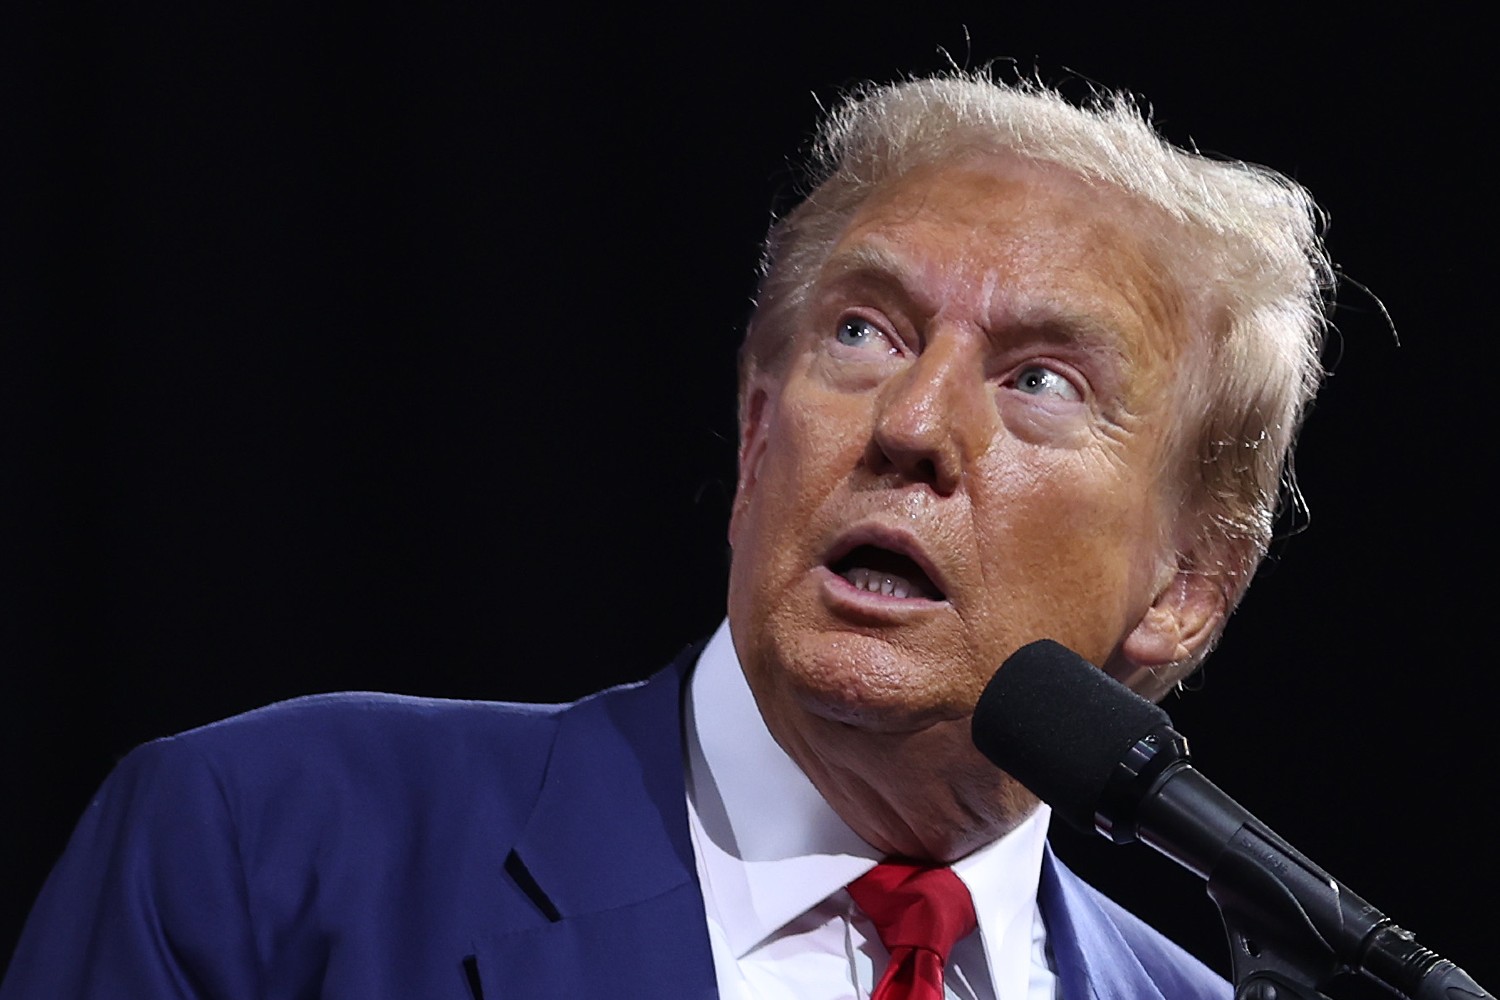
[756,385,867,507]
[969,449,1166,657]
[731,383,869,577]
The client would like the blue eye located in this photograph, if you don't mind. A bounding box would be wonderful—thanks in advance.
[1014,365,1081,401]
[835,317,885,349]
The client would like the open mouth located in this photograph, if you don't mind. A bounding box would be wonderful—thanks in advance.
[829,544,946,601]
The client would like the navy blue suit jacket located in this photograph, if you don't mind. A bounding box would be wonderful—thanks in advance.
[3,647,1229,999]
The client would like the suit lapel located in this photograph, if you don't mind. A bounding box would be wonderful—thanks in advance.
[1040,847,1169,1000]
[473,645,719,998]
[470,651,1207,1000]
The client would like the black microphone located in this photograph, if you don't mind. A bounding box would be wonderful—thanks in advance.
[971,638,1490,1000]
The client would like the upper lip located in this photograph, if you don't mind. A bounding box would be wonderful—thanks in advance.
[823,522,952,602]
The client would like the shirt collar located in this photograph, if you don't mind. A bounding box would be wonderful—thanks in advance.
[685,617,1051,984]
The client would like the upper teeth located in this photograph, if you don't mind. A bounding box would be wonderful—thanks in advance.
[843,566,916,599]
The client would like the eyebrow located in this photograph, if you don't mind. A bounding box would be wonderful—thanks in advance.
[1012,306,1130,358]
[818,243,923,296]
[813,243,946,327]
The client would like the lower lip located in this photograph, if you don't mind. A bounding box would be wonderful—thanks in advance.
[817,566,949,621]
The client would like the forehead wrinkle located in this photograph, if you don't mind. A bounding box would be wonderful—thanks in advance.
[977,268,1001,323]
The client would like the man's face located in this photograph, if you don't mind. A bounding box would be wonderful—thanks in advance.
[727,157,1204,771]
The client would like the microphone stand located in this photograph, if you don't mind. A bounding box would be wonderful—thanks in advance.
[1116,733,1490,1000]
[968,639,1490,1000]
[1206,819,1488,1000]
[1206,816,1376,1000]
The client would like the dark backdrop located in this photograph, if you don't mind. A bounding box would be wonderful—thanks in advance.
[3,6,1492,996]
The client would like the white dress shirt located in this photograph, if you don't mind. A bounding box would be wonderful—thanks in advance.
[685,620,1061,1000]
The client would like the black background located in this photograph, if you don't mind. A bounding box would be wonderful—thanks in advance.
[3,5,1493,996]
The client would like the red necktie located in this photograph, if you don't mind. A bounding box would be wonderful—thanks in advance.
[847,861,978,1000]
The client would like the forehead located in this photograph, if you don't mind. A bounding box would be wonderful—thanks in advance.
[819,156,1199,387]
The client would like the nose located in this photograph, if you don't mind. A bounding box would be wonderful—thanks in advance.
[866,330,992,495]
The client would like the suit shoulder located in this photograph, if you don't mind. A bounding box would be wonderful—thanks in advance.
[1081,879,1229,998]
[176,689,565,758]
[2,675,686,999]
[126,691,569,834]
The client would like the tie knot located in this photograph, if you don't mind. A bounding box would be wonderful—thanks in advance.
[848,861,977,962]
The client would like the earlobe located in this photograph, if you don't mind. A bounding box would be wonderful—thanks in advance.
[1115,565,1228,700]
[729,385,772,548]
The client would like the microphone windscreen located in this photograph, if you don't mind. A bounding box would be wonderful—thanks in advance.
[970,638,1170,831]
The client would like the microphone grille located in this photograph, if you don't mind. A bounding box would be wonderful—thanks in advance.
[971,638,1171,831]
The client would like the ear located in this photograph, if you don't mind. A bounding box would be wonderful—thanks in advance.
[1113,561,1229,701]
[728,382,773,548]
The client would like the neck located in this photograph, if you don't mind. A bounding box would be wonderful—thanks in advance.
[775,713,1041,862]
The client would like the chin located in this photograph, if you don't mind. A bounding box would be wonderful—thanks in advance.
[775,629,972,732]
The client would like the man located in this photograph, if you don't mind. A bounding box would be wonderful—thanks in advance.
[2,73,1327,998]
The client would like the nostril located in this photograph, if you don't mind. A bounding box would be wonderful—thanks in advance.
[864,437,952,493]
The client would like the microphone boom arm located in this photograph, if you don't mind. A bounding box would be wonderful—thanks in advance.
[969,639,1491,1000]
[1110,728,1488,1000]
